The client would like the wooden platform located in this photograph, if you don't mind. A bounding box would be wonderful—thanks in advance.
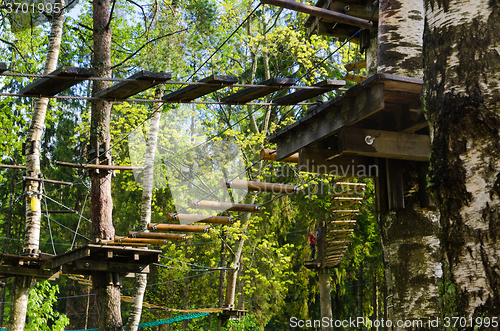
[0,62,7,73]
[0,253,59,279]
[94,70,171,99]
[20,66,95,96]
[219,308,248,318]
[50,244,161,275]
[272,79,345,105]
[162,75,238,102]
[221,77,295,104]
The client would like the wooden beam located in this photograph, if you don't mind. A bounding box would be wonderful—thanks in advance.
[261,0,373,29]
[260,149,298,163]
[55,161,142,171]
[115,237,169,245]
[330,201,359,210]
[273,83,384,160]
[330,210,359,213]
[329,220,357,225]
[167,213,234,225]
[338,128,431,162]
[148,223,210,233]
[20,66,94,96]
[221,77,295,104]
[344,73,366,83]
[345,60,367,72]
[329,2,379,22]
[23,176,73,186]
[331,189,362,197]
[272,79,345,105]
[298,148,376,176]
[386,159,405,210]
[220,178,300,195]
[162,75,238,102]
[94,70,171,99]
[0,62,7,73]
[332,197,363,201]
[329,214,354,221]
[315,22,360,42]
[99,241,149,248]
[0,266,59,279]
[188,200,261,213]
[0,164,26,170]
[128,232,187,241]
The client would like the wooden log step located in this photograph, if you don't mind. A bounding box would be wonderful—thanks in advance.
[330,201,360,210]
[94,70,172,99]
[188,200,261,213]
[23,176,73,186]
[343,73,367,83]
[260,149,299,163]
[334,182,366,187]
[326,240,350,245]
[328,229,354,233]
[167,213,234,225]
[115,237,169,245]
[329,220,356,225]
[162,75,238,102]
[55,161,142,171]
[0,164,26,169]
[329,214,354,221]
[220,178,300,195]
[331,189,361,197]
[325,247,348,253]
[330,210,359,213]
[221,77,295,104]
[272,79,345,105]
[100,241,149,247]
[128,231,186,241]
[20,66,94,96]
[344,59,367,72]
[148,223,210,233]
[332,197,363,201]
[0,63,7,73]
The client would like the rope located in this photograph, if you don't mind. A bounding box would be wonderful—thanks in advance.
[71,190,90,250]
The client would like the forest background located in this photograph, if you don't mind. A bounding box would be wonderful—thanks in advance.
[0,0,382,329]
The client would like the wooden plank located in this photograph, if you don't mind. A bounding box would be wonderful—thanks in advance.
[328,2,379,22]
[330,210,359,213]
[74,260,148,273]
[162,75,238,102]
[315,22,360,42]
[23,176,73,186]
[221,77,295,104]
[338,128,431,162]
[51,247,91,268]
[344,73,366,83]
[167,213,234,225]
[20,66,94,96]
[188,200,261,213]
[298,148,376,176]
[0,164,25,169]
[128,232,187,241]
[0,63,7,73]
[261,0,373,29]
[386,159,405,210]
[305,0,333,37]
[0,265,58,279]
[273,83,384,160]
[148,223,210,233]
[332,197,362,201]
[115,238,169,245]
[220,178,300,195]
[329,220,357,225]
[375,158,389,213]
[260,149,299,163]
[345,59,367,72]
[272,79,345,105]
[94,70,171,99]
[56,161,142,171]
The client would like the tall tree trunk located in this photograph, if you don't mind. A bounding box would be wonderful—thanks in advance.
[423,0,500,321]
[318,269,333,331]
[91,0,122,329]
[125,96,163,330]
[7,3,65,329]
[376,0,441,328]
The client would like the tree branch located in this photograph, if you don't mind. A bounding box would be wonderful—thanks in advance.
[111,28,187,69]
[106,0,116,29]
[0,38,28,64]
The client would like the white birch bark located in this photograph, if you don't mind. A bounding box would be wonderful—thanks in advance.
[8,3,65,330]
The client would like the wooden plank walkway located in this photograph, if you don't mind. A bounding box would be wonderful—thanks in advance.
[272,79,345,105]
[94,70,171,99]
[221,77,295,104]
[162,74,238,102]
[20,66,94,96]
[0,62,7,73]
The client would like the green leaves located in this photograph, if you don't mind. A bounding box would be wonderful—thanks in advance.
[26,281,70,331]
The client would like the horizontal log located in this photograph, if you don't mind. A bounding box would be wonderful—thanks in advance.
[0,164,26,169]
[260,149,299,163]
[329,214,354,221]
[167,213,234,225]
[332,197,363,201]
[100,241,149,247]
[128,232,186,241]
[344,60,367,72]
[329,229,354,233]
[188,200,261,213]
[334,182,366,187]
[330,210,359,213]
[115,237,169,245]
[23,176,73,186]
[148,223,210,233]
[220,178,300,195]
[261,0,373,29]
[331,189,362,197]
[343,73,367,83]
[330,202,359,210]
[329,220,357,224]
[56,161,142,171]
[326,240,351,245]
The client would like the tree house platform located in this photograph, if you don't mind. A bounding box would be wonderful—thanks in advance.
[0,62,7,73]
[50,244,161,276]
[272,79,345,105]
[0,253,60,280]
[219,308,248,318]
[94,70,172,99]
[162,74,238,102]
[19,66,95,96]
[221,77,295,104]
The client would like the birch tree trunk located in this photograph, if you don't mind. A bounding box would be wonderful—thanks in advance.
[423,0,500,320]
[91,0,122,329]
[125,96,163,331]
[8,3,65,329]
[376,0,441,328]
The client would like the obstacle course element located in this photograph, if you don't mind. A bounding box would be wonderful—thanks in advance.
[188,199,261,213]
[94,70,172,99]
[56,161,142,171]
[50,244,161,275]
[128,232,187,241]
[19,66,94,96]
[260,149,299,163]
[0,164,26,169]
[345,59,366,72]
[221,77,295,104]
[220,178,301,194]
[148,223,210,233]
[272,79,345,105]
[167,213,234,224]
[0,252,59,279]
[162,75,238,102]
